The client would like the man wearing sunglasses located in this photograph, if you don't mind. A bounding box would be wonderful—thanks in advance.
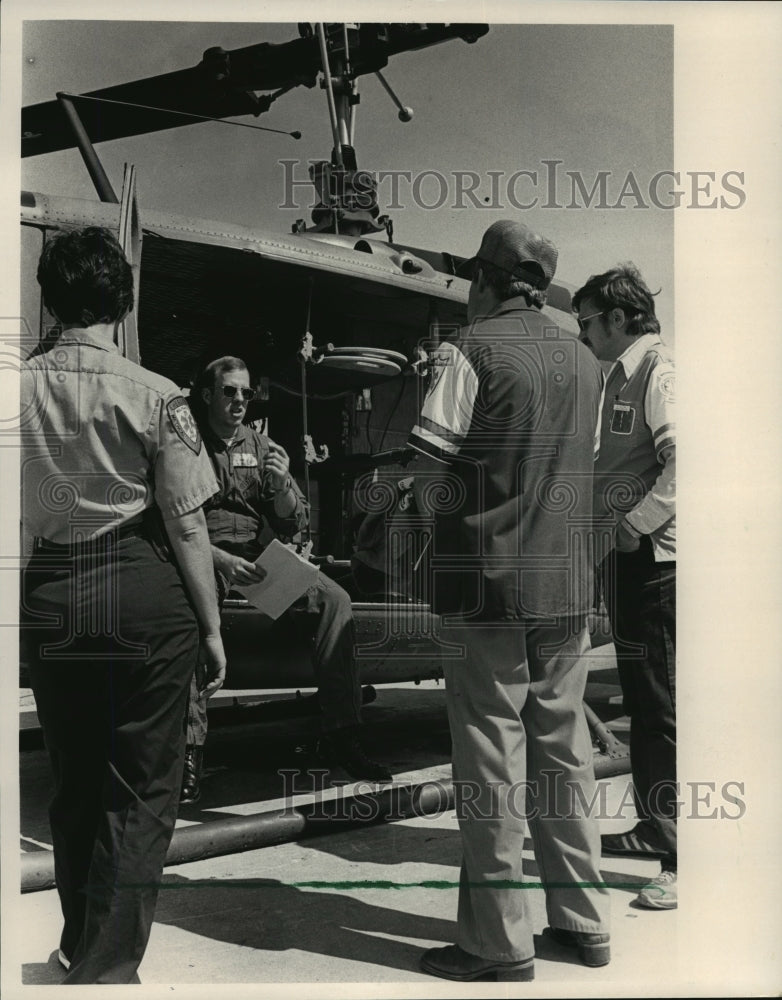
[572,265,677,911]
[180,355,392,802]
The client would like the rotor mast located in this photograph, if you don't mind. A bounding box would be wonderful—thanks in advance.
[303,23,382,238]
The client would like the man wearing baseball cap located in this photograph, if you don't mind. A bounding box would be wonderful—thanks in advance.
[410,220,610,981]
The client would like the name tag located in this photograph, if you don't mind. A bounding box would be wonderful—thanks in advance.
[233,452,259,468]
[610,402,636,435]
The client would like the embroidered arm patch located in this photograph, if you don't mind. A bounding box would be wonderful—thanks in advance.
[167,396,202,453]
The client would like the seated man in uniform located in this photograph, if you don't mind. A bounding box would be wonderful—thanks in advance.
[181,355,392,803]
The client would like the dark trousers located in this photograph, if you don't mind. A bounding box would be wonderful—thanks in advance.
[187,571,361,745]
[600,538,677,865]
[22,535,198,984]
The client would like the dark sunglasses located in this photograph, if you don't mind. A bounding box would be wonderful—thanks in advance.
[221,385,256,401]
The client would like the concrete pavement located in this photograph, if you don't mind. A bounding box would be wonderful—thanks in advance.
[13,770,679,992]
[12,673,686,995]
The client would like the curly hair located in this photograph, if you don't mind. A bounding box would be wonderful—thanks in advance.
[36,226,134,326]
[572,263,660,337]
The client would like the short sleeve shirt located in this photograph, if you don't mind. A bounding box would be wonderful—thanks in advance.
[21,329,218,544]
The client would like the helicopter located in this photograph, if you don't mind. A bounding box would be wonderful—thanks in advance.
[19,22,612,701]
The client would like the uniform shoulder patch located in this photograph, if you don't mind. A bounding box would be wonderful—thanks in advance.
[655,364,675,403]
[167,396,202,453]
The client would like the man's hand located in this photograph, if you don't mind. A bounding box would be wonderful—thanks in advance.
[197,632,227,700]
[212,546,266,586]
[265,440,291,491]
[615,519,642,553]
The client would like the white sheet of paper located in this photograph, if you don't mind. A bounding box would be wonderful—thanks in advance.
[234,538,318,620]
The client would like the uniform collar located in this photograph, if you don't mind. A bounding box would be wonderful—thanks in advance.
[204,423,249,452]
[612,333,663,380]
[55,327,120,354]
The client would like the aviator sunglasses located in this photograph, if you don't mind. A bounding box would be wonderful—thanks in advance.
[221,385,256,401]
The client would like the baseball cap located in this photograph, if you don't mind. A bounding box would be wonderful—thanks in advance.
[466,220,559,290]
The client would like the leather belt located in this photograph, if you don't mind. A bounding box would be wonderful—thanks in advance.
[33,521,147,554]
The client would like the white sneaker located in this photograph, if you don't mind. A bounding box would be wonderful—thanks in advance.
[635,868,677,910]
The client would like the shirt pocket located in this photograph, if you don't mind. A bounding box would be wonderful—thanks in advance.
[230,451,262,497]
[233,467,262,499]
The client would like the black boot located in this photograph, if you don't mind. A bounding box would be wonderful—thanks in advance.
[318,727,392,783]
[180,745,204,805]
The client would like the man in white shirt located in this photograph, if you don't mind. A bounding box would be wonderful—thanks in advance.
[573,264,677,910]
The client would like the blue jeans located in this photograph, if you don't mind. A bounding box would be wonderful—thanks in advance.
[600,537,676,866]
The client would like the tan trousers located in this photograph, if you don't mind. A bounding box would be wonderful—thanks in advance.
[442,618,609,961]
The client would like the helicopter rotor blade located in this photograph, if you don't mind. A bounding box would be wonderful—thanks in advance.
[22,24,488,158]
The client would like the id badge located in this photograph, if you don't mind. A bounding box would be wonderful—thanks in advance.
[610,401,636,435]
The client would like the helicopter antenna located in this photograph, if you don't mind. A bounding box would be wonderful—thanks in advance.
[374,71,414,123]
[58,92,303,139]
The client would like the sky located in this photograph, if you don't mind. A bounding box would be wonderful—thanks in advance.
[19,20,674,336]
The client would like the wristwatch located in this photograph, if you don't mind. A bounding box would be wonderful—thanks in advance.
[273,476,293,495]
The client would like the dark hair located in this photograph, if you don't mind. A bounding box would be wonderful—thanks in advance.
[36,227,134,326]
[572,263,660,337]
[189,355,250,426]
[478,260,547,309]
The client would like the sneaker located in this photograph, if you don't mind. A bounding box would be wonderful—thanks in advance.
[635,868,677,909]
[318,728,392,783]
[601,823,667,859]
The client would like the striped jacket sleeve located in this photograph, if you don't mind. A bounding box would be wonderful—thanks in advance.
[408,341,479,463]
